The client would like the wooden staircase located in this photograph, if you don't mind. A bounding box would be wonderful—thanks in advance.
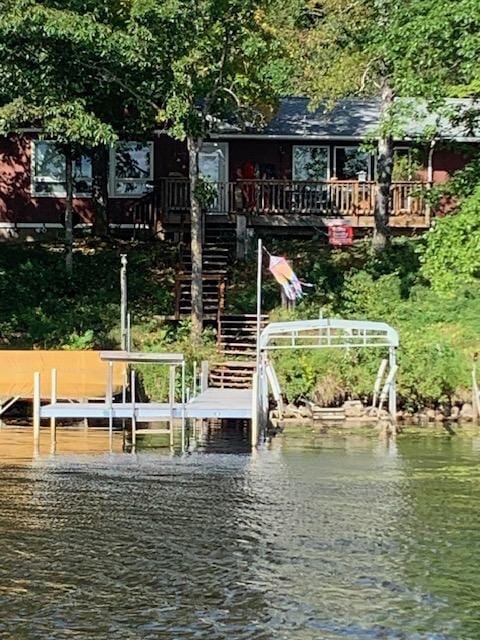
[217,314,269,357]
[209,314,269,389]
[174,220,236,320]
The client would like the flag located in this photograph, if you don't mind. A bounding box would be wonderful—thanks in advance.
[268,255,303,301]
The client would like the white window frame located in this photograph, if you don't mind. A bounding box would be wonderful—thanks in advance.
[109,141,154,198]
[30,140,92,198]
[292,145,330,181]
[333,145,373,180]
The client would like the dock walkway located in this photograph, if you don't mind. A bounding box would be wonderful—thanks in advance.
[40,388,252,421]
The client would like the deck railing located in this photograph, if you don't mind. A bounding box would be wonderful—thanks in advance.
[154,177,428,217]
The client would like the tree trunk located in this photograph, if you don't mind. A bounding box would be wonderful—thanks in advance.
[373,80,394,253]
[92,145,109,237]
[65,148,74,275]
[187,136,203,341]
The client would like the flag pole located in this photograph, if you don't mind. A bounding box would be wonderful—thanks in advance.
[256,238,262,371]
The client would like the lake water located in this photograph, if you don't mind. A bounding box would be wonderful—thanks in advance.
[1,426,480,639]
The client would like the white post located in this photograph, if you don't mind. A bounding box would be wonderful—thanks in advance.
[33,372,41,454]
[127,312,132,352]
[181,361,186,453]
[251,371,259,448]
[388,347,397,421]
[50,368,57,453]
[372,358,388,409]
[255,238,263,373]
[120,254,128,351]
[107,361,113,451]
[169,364,176,448]
[131,368,136,451]
[192,361,197,398]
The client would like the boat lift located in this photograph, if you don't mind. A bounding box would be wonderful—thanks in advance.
[251,318,399,444]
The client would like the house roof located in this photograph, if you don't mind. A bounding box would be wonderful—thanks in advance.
[215,97,480,141]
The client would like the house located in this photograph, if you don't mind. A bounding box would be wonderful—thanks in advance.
[0,97,478,240]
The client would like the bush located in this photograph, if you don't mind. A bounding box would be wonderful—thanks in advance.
[420,186,480,296]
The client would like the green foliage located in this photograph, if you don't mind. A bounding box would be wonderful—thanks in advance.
[420,186,480,296]
[0,242,176,349]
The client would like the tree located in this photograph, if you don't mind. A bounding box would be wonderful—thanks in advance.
[126,0,277,339]
[273,0,480,251]
[0,0,148,255]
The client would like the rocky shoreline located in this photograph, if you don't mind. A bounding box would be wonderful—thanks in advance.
[270,400,478,429]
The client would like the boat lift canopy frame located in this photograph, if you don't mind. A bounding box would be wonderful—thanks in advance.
[257,318,399,420]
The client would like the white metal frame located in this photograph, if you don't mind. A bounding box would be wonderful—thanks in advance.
[255,318,399,428]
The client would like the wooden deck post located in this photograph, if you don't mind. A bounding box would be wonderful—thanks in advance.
[236,214,247,260]
[50,368,57,453]
[33,372,41,454]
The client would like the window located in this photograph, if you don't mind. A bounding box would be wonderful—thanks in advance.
[111,142,153,196]
[392,147,423,181]
[31,141,92,197]
[293,146,329,181]
[334,146,372,180]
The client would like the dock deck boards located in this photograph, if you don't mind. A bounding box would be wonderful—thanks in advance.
[39,387,253,421]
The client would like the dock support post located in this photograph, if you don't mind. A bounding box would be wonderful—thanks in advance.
[107,361,113,452]
[33,372,41,455]
[388,347,397,423]
[50,368,57,453]
[372,358,388,410]
[131,368,136,451]
[120,254,128,351]
[181,361,186,453]
[192,361,197,398]
[251,371,259,448]
[200,361,209,393]
[169,364,176,448]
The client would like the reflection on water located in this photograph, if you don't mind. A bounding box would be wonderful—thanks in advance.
[1,426,480,639]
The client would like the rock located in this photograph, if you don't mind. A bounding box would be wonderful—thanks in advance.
[343,400,365,418]
[426,408,436,422]
[284,403,298,419]
[297,404,312,419]
[417,412,428,426]
[434,412,445,423]
[396,410,404,422]
[450,406,460,421]
[460,403,474,421]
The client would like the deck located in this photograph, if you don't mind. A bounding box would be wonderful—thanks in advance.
[39,388,253,421]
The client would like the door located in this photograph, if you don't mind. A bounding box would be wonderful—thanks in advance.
[199,142,228,214]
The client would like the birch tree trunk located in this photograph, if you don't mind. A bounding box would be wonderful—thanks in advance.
[187,136,203,341]
[92,144,109,238]
[373,80,394,253]
[65,148,74,275]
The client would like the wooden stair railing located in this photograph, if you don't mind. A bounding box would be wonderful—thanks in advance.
[128,188,165,240]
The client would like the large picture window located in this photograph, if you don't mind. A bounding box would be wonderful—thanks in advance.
[334,146,372,180]
[32,141,92,197]
[292,146,329,181]
[111,142,153,196]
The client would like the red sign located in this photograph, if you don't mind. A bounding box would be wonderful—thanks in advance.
[328,224,354,246]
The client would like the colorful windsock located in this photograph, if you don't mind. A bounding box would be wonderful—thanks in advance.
[268,255,303,301]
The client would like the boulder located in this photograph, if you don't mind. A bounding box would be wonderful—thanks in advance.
[343,400,365,418]
[434,412,445,423]
[450,406,460,421]
[426,408,436,422]
[460,403,474,421]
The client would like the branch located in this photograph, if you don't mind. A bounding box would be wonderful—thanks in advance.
[93,65,162,113]
[359,58,379,93]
